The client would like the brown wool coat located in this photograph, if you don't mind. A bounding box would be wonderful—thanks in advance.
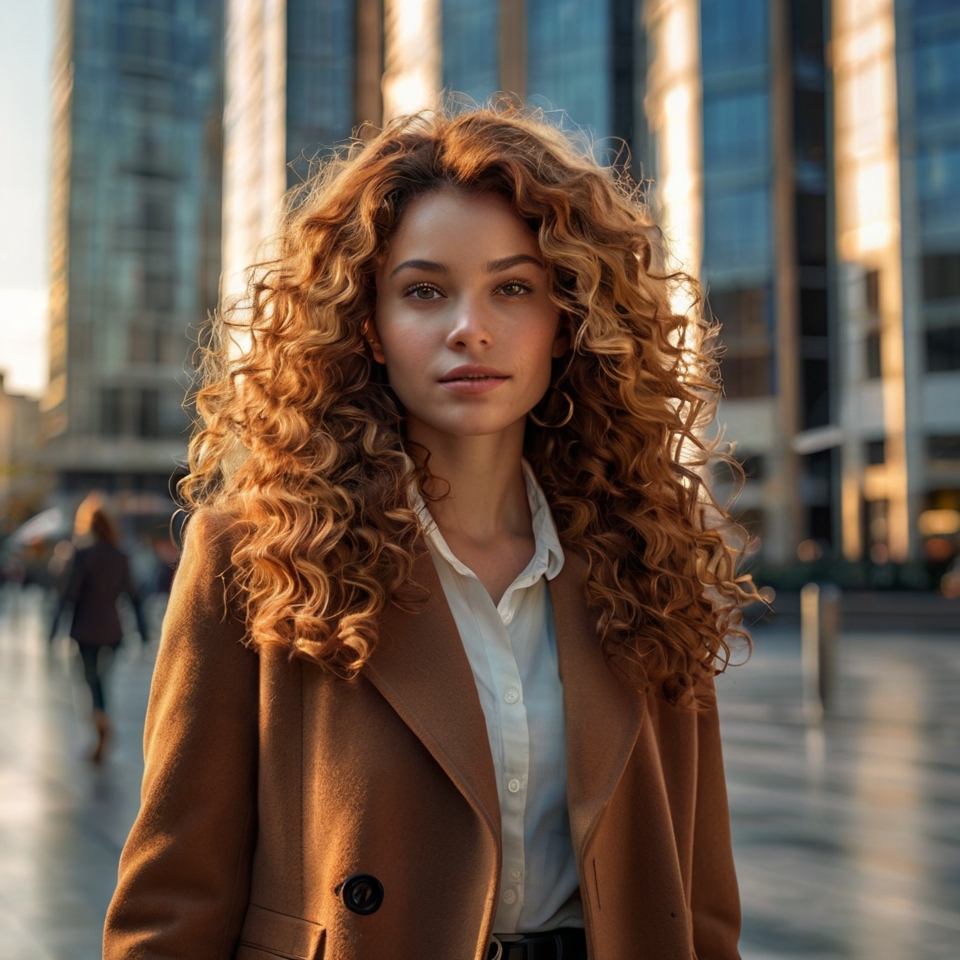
[104,510,742,960]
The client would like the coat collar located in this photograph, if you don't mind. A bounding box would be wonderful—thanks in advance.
[549,551,646,856]
[364,549,502,841]
[364,546,646,860]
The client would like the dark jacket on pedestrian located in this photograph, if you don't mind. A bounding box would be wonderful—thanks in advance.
[66,541,140,646]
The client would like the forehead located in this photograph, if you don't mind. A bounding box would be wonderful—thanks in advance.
[380,189,540,268]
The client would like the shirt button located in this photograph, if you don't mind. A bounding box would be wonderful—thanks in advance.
[509,869,522,882]
[502,889,517,904]
[504,689,519,704]
[507,778,521,793]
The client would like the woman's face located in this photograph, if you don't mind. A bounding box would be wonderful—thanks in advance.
[372,189,567,444]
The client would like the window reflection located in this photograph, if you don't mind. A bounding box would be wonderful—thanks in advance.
[703,188,773,274]
[703,91,770,170]
[526,0,610,137]
[700,0,767,74]
[442,0,498,103]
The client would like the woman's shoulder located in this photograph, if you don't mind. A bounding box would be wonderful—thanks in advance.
[164,506,249,628]
[181,505,244,555]
[176,506,246,590]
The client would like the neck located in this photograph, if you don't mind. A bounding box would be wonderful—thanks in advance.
[407,418,531,543]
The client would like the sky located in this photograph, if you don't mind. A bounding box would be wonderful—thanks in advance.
[0,1,54,399]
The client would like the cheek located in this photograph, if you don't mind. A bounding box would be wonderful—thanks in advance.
[375,316,433,387]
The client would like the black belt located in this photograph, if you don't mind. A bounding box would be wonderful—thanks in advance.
[487,928,587,960]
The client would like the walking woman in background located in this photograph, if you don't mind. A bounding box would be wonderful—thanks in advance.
[105,103,754,959]
[64,506,145,763]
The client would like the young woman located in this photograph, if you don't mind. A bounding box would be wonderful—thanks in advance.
[104,105,752,960]
[62,506,145,762]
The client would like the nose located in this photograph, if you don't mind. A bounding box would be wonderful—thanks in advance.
[445,293,492,349]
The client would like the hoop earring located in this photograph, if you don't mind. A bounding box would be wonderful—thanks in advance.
[528,386,574,429]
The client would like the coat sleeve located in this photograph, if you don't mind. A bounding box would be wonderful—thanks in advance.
[690,675,742,959]
[104,509,259,960]
[64,550,84,605]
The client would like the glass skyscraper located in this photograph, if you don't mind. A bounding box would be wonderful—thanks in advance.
[45,0,958,561]
[45,0,223,495]
[898,0,960,559]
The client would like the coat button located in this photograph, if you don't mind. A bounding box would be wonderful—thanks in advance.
[340,874,384,915]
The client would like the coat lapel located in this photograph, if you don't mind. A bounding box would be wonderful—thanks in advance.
[364,549,501,844]
[549,552,647,859]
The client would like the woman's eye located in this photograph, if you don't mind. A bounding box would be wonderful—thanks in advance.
[500,281,530,297]
[407,284,442,300]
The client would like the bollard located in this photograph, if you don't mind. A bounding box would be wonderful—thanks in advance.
[801,582,841,722]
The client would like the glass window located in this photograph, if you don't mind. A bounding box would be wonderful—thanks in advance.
[526,0,610,138]
[701,0,768,75]
[707,286,770,341]
[923,252,960,301]
[101,387,123,437]
[917,144,960,231]
[866,332,882,379]
[140,388,160,438]
[800,287,828,337]
[720,354,772,399]
[791,0,824,65]
[794,89,825,166]
[915,38,960,121]
[740,453,766,481]
[927,435,960,461]
[865,439,886,465]
[926,326,960,371]
[796,191,827,266]
[442,0,499,104]
[703,186,772,273]
[914,0,960,20]
[802,357,831,428]
[285,0,355,184]
[702,91,770,171]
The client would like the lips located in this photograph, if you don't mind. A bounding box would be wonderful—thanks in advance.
[439,365,509,383]
[438,364,510,395]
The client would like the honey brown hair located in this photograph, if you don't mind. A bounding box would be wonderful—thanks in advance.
[182,103,754,705]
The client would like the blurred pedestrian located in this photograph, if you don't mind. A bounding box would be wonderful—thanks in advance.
[64,507,146,762]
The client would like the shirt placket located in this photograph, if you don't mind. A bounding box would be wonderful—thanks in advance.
[490,586,530,931]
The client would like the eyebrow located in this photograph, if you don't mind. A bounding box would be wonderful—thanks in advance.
[388,253,546,280]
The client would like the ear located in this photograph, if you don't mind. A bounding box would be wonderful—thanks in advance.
[552,315,571,359]
[362,318,387,365]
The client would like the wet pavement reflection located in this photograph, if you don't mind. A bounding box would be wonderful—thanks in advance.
[1,584,958,958]
[718,625,960,959]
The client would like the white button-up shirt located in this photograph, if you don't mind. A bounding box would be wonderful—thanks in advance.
[411,462,584,934]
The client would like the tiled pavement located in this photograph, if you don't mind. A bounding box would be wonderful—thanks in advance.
[0,583,958,959]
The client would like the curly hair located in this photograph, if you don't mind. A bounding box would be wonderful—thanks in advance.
[182,102,755,705]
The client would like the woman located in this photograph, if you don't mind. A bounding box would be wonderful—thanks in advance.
[64,506,144,762]
[104,105,753,960]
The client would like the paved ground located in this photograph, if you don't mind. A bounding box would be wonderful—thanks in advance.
[0,583,958,958]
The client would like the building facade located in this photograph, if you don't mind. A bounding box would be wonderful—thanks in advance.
[44,0,223,496]
[0,375,47,529]
[41,0,959,560]
[644,0,960,568]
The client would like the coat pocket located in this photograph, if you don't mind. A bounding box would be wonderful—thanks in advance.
[235,903,325,960]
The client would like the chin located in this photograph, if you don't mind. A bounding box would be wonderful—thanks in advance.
[413,413,525,440]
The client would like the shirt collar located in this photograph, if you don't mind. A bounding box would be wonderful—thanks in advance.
[408,459,565,583]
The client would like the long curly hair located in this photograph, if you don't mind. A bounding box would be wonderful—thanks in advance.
[182,103,755,705]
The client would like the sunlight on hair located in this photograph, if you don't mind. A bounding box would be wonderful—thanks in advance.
[181,104,757,704]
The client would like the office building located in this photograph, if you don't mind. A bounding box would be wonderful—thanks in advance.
[222,0,644,281]
[645,0,960,566]
[0,375,46,526]
[43,0,224,496]
[218,0,959,567]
